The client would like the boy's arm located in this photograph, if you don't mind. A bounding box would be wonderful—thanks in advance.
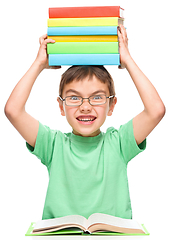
[118,25,165,145]
[4,34,61,148]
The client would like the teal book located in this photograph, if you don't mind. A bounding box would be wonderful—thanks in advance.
[25,213,150,236]
[47,42,119,54]
[47,26,118,36]
[48,54,120,66]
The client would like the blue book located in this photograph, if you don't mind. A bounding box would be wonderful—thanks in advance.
[48,54,120,66]
[47,26,118,36]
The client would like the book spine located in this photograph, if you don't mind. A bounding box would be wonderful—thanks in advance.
[49,6,123,18]
[47,26,118,36]
[48,54,120,65]
[47,17,123,27]
[47,35,118,42]
[47,42,119,54]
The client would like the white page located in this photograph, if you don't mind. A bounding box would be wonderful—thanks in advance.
[34,215,87,231]
[88,213,143,230]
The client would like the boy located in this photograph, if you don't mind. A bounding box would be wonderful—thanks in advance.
[5,26,165,220]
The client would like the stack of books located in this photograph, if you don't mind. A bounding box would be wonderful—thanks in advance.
[47,6,124,66]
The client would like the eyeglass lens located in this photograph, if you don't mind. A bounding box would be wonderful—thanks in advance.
[65,95,107,106]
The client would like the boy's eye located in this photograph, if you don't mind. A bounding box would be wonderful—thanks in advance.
[92,95,103,100]
[69,96,80,101]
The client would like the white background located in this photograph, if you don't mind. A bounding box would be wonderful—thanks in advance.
[0,0,171,239]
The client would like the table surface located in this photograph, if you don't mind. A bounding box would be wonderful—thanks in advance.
[25,234,154,240]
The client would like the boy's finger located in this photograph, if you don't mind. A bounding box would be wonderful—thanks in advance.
[44,38,55,45]
[117,26,122,38]
[120,25,128,41]
[39,34,48,45]
[40,38,55,49]
[117,26,124,44]
[117,25,121,34]
[45,38,55,42]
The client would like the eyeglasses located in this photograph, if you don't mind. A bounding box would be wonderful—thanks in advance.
[59,94,115,106]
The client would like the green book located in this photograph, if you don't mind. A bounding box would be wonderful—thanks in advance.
[47,42,119,54]
[25,223,83,236]
[25,213,150,236]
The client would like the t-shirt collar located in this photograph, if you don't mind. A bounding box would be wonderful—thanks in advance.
[70,131,103,143]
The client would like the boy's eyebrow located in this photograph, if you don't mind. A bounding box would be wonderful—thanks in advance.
[65,89,107,96]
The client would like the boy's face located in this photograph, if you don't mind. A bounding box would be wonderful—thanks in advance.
[57,75,116,137]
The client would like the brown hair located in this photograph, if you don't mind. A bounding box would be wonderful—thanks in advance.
[59,65,115,104]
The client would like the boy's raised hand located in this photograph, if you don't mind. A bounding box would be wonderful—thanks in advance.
[35,34,61,70]
[117,25,131,69]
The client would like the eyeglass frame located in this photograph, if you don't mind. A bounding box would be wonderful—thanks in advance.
[59,94,115,107]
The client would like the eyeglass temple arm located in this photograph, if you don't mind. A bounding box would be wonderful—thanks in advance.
[108,95,115,99]
[59,96,64,101]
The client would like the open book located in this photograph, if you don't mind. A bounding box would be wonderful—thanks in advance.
[26,213,149,236]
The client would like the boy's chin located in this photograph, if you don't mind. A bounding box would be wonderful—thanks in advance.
[72,128,101,137]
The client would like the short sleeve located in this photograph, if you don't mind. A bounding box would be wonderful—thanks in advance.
[26,122,57,167]
[118,119,146,164]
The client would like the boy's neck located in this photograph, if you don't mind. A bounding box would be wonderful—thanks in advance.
[72,129,101,137]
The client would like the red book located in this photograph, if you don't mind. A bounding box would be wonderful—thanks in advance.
[49,6,124,18]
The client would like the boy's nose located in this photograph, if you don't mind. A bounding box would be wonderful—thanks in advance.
[79,99,92,112]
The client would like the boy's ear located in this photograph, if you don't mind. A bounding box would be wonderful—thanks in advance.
[57,97,65,116]
[107,97,117,116]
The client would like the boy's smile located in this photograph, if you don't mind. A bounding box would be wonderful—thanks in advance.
[58,75,116,137]
[76,115,97,124]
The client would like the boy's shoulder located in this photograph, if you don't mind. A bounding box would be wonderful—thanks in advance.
[106,119,133,135]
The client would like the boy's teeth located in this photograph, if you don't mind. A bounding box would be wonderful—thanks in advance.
[77,117,96,122]
[79,119,92,122]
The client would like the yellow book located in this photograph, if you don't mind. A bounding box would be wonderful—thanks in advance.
[47,17,124,27]
[47,35,118,42]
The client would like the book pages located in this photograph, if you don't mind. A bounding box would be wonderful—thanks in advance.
[88,213,144,231]
[33,215,87,231]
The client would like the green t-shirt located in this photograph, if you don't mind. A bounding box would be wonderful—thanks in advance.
[26,119,146,220]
